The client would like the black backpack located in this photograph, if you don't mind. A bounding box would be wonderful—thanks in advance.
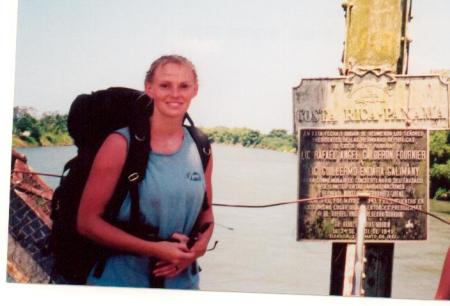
[49,87,211,284]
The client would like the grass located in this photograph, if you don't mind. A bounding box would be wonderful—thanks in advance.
[12,133,73,148]
[430,199,450,216]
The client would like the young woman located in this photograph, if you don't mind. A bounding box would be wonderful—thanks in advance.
[76,55,214,289]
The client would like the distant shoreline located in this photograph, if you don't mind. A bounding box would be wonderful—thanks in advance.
[12,135,73,148]
[12,137,297,154]
[12,126,298,153]
[12,109,297,152]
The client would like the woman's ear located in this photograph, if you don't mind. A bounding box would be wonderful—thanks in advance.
[144,82,153,98]
[193,83,199,98]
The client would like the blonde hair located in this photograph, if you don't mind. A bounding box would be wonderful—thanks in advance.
[145,55,198,84]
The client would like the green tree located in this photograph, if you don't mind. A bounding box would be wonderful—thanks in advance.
[13,107,42,144]
[268,129,289,138]
[430,130,450,200]
[12,107,71,146]
[240,129,261,147]
[40,112,68,134]
[201,126,296,152]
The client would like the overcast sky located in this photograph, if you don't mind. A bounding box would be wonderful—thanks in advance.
[10,0,450,133]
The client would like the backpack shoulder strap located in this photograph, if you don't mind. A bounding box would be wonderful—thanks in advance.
[103,93,152,224]
[94,94,152,278]
[184,120,211,213]
[125,93,153,184]
[184,121,211,172]
[122,94,153,227]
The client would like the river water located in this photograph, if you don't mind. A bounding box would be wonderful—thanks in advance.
[15,144,449,300]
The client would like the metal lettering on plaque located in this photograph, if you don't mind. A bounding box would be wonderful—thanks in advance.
[297,129,428,241]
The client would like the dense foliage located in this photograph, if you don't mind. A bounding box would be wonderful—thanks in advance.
[202,127,296,152]
[12,106,72,146]
[430,130,450,200]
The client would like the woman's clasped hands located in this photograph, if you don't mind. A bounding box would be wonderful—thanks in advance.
[153,232,198,278]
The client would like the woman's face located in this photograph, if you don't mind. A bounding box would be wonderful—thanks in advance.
[145,62,198,119]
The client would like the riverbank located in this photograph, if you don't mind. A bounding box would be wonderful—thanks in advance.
[12,134,73,148]
[431,199,450,215]
[12,129,297,153]
[12,109,297,152]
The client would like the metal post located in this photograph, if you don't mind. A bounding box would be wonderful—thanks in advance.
[352,192,369,296]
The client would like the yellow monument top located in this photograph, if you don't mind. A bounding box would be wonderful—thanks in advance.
[341,0,412,75]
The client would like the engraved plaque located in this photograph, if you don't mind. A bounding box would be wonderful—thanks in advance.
[297,129,428,241]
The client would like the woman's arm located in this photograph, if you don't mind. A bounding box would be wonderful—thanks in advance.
[76,133,195,264]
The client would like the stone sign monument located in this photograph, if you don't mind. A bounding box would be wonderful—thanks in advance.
[293,0,449,297]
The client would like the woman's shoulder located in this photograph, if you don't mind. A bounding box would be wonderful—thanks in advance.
[90,131,129,172]
[113,127,131,143]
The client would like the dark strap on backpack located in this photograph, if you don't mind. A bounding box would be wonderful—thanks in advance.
[185,124,211,172]
[93,94,152,278]
[126,93,153,228]
[185,124,211,212]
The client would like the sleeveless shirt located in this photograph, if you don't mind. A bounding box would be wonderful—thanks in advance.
[86,127,205,289]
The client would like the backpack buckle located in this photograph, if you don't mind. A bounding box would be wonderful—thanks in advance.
[134,134,146,142]
[202,147,211,156]
[128,172,140,182]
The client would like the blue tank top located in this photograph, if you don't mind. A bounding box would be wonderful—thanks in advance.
[87,127,205,289]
